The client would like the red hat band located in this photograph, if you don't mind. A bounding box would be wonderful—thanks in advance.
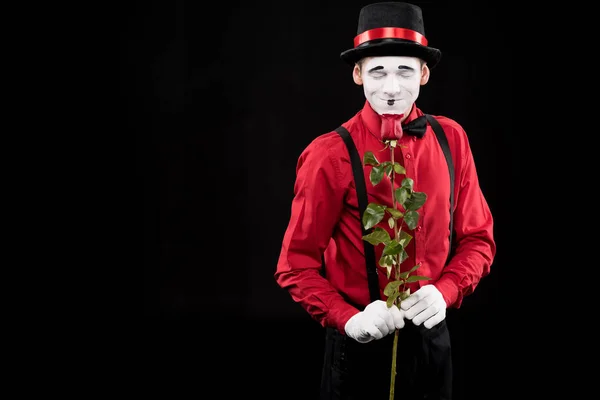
[354,27,428,48]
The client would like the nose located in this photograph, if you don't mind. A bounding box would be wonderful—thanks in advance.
[382,75,401,96]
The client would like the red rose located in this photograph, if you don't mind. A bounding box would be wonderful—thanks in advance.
[380,114,404,141]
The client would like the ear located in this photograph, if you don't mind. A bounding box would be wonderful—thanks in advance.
[352,64,363,85]
[420,63,430,85]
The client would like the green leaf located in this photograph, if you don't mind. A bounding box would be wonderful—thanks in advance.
[405,191,427,211]
[393,163,406,175]
[383,163,393,177]
[379,254,396,269]
[383,281,402,308]
[386,294,397,307]
[398,263,419,279]
[384,265,392,278]
[398,248,409,264]
[363,203,386,230]
[404,210,419,230]
[382,240,403,256]
[386,208,403,219]
[407,264,420,274]
[387,217,395,229]
[398,231,412,247]
[383,280,402,296]
[405,275,432,283]
[401,177,414,191]
[395,187,409,205]
[363,151,379,166]
[362,227,391,245]
[370,165,385,185]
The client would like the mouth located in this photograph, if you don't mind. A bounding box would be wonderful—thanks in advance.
[379,98,399,105]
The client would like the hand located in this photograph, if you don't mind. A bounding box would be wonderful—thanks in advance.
[344,300,405,343]
[400,284,446,329]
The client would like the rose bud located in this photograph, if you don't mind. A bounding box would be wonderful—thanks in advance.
[380,114,404,141]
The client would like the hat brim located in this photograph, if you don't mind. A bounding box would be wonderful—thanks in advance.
[340,40,442,69]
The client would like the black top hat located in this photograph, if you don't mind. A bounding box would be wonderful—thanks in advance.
[340,2,442,68]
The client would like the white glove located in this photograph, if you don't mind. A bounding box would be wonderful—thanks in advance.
[344,300,406,343]
[400,284,446,329]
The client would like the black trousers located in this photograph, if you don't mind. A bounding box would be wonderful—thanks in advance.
[320,320,452,400]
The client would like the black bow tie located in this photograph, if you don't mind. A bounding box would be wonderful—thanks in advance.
[402,116,428,138]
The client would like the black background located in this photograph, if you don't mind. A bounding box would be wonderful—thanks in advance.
[130,1,520,398]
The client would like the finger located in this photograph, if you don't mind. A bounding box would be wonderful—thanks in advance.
[365,323,384,340]
[389,305,406,329]
[423,313,444,329]
[373,316,392,336]
[403,299,428,320]
[401,288,429,310]
[412,306,436,326]
[356,331,374,343]
[371,305,396,332]
[381,310,396,332]
[400,294,419,310]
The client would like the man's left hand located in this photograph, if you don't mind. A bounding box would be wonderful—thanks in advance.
[400,284,446,329]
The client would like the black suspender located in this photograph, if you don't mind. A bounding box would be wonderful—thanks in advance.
[334,125,381,304]
[425,114,455,265]
[329,114,455,305]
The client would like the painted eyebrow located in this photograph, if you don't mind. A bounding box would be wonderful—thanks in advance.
[367,65,416,73]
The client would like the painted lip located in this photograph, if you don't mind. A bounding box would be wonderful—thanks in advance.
[379,98,403,104]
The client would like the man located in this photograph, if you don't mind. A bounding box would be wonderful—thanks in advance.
[274,2,495,399]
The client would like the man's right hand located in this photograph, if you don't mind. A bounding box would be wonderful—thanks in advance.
[344,300,405,343]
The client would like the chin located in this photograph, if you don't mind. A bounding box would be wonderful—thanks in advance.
[385,107,404,115]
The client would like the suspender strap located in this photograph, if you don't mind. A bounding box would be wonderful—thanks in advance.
[425,114,455,265]
[334,126,380,304]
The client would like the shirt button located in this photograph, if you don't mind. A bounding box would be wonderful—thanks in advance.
[412,136,417,141]
[417,225,422,231]
[405,154,411,159]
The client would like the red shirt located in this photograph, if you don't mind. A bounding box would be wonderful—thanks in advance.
[274,101,496,333]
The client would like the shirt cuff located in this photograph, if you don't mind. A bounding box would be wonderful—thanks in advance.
[327,299,361,334]
[434,274,461,308]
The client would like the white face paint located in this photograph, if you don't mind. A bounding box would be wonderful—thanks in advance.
[360,56,424,116]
